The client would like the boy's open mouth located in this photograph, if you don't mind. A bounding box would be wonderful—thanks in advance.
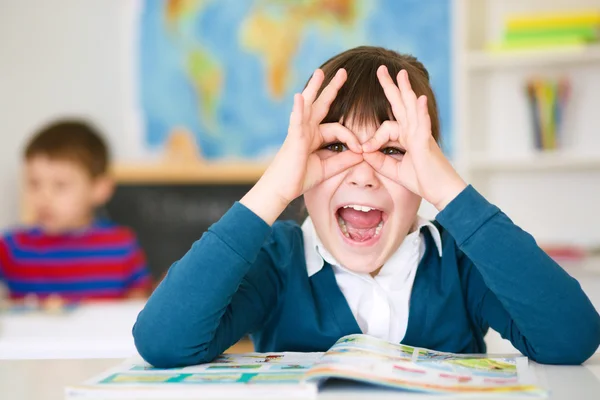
[336,204,385,243]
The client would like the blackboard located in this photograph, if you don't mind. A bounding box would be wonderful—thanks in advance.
[104,185,306,280]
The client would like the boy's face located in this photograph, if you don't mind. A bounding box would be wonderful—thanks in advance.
[304,123,421,274]
[24,155,113,234]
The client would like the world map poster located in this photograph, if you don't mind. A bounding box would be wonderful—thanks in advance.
[139,0,452,161]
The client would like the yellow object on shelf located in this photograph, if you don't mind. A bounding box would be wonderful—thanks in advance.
[507,11,600,30]
[489,10,600,53]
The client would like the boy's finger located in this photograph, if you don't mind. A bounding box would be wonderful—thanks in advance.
[288,94,305,138]
[289,94,304,126]
[362,121,404,152]
[362,127,389,153]
[397,70,418,126]
[418,95,432,138]
[319,123,362,153]
[320,151,364,181]
[362,151,401,182]
[377,65,407,127]
[301,69,325,111]
[311,69,347,123]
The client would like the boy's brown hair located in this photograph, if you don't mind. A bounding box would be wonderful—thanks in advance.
[315,46,441,143]
[24,120,109,178]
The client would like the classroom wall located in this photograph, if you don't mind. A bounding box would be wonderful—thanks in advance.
[0,0,597,246]
[0,0,440,230]
[0,0,144,230]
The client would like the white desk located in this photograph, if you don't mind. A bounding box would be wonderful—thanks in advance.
[0,355,599,400]
[0,300,146,359]
[0,259,598,360]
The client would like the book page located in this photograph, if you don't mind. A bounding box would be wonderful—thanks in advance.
[66,353,323,399]
[128,352,322,373]
[304,334,546,396]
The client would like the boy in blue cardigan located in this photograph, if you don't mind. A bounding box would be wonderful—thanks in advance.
[133,47,600,367]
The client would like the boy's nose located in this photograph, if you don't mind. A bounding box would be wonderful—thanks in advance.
[345,161,380,189]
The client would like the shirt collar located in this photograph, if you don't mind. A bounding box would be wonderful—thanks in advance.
[301,216,442,278]
[30,219,107,238]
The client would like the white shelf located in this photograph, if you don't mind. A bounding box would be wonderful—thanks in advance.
[466,44,600,71]
[470,152,600,172]
[455,0,600,245]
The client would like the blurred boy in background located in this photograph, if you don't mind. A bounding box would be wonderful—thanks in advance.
[0,120,151,304]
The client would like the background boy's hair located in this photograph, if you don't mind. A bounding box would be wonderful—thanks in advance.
[314,46,441,143]
[24,119,109,178]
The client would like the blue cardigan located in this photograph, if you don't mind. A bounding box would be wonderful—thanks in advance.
[133,186,600,367]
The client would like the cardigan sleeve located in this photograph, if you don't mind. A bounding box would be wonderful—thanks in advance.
[133,202,288,368]
[436,185,600,365]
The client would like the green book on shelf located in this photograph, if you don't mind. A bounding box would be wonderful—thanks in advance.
[487,35,590,52]
[505,26,599,42]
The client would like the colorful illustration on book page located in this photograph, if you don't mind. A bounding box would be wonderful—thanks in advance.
[128,352,322,373]
[306,359,542,396]
[205,352,319,365]
[415,348,500,362]
[267,364,313,371]
[100,372,306,385]
[322,347,413,364]
[331,335,414,359]
[100,374,179,384]
[417,357,518,381]
[206,365,263,370]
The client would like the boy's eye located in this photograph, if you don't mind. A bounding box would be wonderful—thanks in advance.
[323,142,348,153]
[381,147,406,156]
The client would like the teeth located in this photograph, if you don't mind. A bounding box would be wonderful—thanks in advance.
[375,220,383,236]
[343,205,374,213]
[337,215,350,237]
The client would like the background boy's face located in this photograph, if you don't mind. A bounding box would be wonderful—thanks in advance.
[24,155,112,234]
[304,123,421,274]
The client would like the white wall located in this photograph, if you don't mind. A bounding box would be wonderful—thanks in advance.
[0,0,597,245]
[0,0,143,230]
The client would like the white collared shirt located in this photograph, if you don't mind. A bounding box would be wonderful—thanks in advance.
[302,217,442,343]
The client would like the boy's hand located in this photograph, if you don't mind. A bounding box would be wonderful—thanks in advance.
[241,69,363,225]
[362,67,466,211]
[271,68,363,203]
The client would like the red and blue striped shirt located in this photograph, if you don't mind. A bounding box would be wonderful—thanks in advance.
[0,221,151,300]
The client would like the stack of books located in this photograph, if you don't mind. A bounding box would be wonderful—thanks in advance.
[489,10,600,51]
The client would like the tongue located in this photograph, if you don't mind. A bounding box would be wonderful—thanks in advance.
[339,208,382,228]
[338,208,383,242]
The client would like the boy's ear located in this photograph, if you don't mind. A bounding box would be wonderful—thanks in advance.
[91,175,115,206]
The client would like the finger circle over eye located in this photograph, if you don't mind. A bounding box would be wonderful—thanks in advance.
[381,120,400,142]
[319,123,362,153]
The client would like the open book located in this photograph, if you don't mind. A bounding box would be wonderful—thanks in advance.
[66,334,546,398]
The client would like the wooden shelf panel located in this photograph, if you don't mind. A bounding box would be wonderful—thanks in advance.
[466,44,600,70]
[469,152,600,172]
[111,162,269,184]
